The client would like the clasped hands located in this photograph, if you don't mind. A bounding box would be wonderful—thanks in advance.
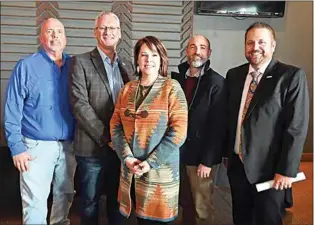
[125,157,151,176]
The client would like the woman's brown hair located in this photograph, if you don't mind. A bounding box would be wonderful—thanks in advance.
[134,36,168,77]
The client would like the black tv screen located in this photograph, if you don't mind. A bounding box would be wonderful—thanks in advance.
[195,1,286,18]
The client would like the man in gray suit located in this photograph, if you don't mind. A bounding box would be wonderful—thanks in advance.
[70,11,135,225]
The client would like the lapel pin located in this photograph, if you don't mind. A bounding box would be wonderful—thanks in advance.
[266,76,272,78]
[122,62,126,66]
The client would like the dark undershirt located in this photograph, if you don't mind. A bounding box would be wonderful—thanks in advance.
[135,85,152,110]
[185,76,198,104]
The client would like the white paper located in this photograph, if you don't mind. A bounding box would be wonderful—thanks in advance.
[255,172,306,192]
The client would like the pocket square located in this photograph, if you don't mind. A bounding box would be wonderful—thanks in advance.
[266,76,272,78]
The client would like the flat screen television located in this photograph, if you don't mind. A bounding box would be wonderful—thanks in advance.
[195,1,286,18]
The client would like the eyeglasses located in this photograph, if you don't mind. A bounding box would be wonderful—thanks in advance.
[96,26,120,32]
[124,109,148,119]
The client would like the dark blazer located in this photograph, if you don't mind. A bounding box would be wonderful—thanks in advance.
[226,59,309,184]
[70,48,135,157]
[172,60,227,167]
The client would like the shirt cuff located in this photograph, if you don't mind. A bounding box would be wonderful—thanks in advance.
[10,141,27,156]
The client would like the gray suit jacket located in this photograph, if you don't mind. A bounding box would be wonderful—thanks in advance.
[70,47,135,157]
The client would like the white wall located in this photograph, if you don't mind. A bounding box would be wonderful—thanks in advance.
[193,1,313,152]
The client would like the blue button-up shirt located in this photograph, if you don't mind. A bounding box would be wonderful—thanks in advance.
[4,49,75,156]
[97,47,124,104]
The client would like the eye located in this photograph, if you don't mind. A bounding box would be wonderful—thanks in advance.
[259,40,266,45]
[152,53,158,57]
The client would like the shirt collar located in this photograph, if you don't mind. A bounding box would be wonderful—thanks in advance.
[185,65,206,78]
[97,46,119,64]
[39,49,68,66]
[248,58,272,75]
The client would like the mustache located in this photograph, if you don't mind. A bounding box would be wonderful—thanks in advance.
[250,50,263,54]
[50,39,60,43]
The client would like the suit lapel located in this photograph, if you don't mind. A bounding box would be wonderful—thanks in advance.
[90,48,113,102]
[245,59,278,120]
[233,65,248,116]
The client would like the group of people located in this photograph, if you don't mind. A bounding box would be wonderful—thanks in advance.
[4,10,309,225]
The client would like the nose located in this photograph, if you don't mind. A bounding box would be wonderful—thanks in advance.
[51,31,58,39]
[146,54,153,62]
[253,42,259,50]
[195,47,201,55]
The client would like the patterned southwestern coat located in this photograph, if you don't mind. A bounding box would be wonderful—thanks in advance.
[110,76,188,222]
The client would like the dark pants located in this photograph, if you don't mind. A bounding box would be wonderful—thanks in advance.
[227,154,285,225]
[75,149,123,225]
[137,218,170,225]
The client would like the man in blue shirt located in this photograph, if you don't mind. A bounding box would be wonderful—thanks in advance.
[4,18,76,225]
[70,11,134,225]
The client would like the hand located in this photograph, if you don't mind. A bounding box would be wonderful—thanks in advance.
[125,157,142,174]
[108,141,114,150]
[197,164,211,178]
[12,152,34,172]
[273,173,293,190]
[137,161,151,175]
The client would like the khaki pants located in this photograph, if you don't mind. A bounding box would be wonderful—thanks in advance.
[180,165,215,225]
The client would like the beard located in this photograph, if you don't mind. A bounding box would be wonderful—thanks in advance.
[246,50,265,67]
[189,56,206,68]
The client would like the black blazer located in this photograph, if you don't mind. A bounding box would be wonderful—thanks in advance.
[172,60,227,167]
[226,59,309,184]
[70,48,135,157]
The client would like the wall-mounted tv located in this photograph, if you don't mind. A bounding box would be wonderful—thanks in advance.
[195,1,286,18]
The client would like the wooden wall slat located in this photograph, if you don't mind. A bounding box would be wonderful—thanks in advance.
[132,22,181,32]
[1,16,36,26]
[1,35,38,45]
[132,5,182,15]
[1,25,37,35]
[0,1,35,8]
[58,1,113,12]
[1,6,36,17]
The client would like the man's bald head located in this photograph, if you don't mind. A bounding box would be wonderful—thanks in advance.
[186,35,212,68]
[39,18,67,55]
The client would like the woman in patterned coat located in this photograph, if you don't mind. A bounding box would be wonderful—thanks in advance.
[110,36,188,225]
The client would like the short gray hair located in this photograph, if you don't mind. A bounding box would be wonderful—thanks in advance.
[94,11,120,28]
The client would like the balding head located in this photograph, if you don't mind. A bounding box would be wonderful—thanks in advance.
[186,35,212,68]
[187,35,211,50]
[39,18,67,55]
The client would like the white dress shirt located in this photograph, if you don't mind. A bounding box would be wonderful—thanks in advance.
[234,60,272,154]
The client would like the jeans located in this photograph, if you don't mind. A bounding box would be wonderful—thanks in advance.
[20,137,76,225]
[75,149,123,225]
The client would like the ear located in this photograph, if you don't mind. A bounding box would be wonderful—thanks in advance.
[118,28,121,39]
[93,28,97,39]
[208,48,212,58]
[272,40,276,53]
[39,34,43,45]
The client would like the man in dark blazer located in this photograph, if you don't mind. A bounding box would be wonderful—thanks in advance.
[70,11,135,225]
[172,35,227,225]
[225,22,309,225]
